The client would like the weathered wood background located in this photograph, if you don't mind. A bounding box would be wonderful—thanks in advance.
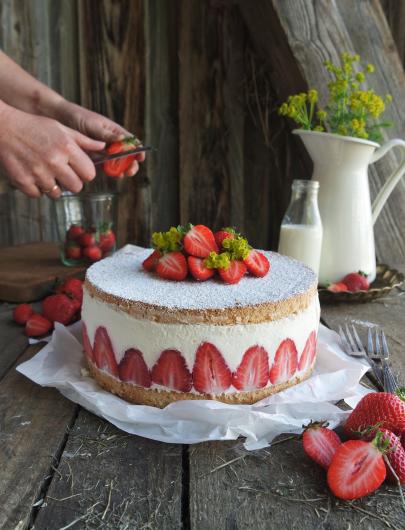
[0,0,404,262]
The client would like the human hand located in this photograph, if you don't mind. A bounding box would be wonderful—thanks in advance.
[54,100,145,177]
[0,103,105,198]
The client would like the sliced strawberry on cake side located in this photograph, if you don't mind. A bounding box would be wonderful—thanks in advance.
[156,251,188,281]
[244,250,270,277]
[183,224,219,258]
[298,330,317,372]
[188,256,215,281]
[151,349,192,392]
[82,322,95,363]
[193,342,232,394]
[269,338,298,385]
[142,249,161,272]
[232,345,269,391]
[93,326,119,377]
[119,348,151,388]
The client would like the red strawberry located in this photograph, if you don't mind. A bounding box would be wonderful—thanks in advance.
[327,438,386,500]
[142,250,161,272]
[401,430,405,449]
[25,314,52,337]
[298,331,317,372]
[119,348,151,388]
[193,342,232,394]
[344,391,405,437]
[83,245,102,262]
[42,294,76,325]
[302,422,341,470]
[214,229,235,248]
[151,349,192,392]
[243,250,270,277]
[377,428,405,484]
[60,278,83,304]
[13,303,33,325]
[327,282,348,293]
[183,224,219,258]
[78,232,96,248]
[156,252,188,281]
[232,345,269,390]
[66,224,85,241]
[342,271,369,292]
[99,229,116,252]
[188,256,215,281]
[93,326,119,377]
[82,323,94,362]
[218,260,247,284]
[65,243,81,260]
[269,338,298,384]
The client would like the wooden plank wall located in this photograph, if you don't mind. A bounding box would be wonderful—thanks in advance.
[0,0,404,259]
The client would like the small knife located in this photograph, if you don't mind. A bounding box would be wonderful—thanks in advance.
[92,145,154,165]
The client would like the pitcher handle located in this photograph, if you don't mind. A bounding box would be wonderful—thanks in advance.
[371,138,405,225]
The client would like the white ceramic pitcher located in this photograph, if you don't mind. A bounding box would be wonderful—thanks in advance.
[294,129,405,286]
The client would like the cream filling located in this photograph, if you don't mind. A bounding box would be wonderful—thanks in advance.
[82,290,320,393]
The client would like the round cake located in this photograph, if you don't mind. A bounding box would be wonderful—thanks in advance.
[81,245,320,407]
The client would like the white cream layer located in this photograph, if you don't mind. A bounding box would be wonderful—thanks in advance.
[82,289,320,392]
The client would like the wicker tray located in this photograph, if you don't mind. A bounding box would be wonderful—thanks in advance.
[318,264,404,304]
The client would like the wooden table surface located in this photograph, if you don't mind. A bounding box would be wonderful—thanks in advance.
[1,268,404,530]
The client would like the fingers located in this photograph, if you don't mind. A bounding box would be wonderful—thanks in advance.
[67,142,97,182]
[124,159,140,177]
[68,128,105,152]
[95,120,131,143]
[53,164,84,194]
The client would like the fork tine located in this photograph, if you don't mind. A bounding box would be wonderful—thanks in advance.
[367,328,374,355]
[381,331,389,357]
[338,326,350,350]
[351,325,365,352]
[375,328,382,357]
[345,324,357,352]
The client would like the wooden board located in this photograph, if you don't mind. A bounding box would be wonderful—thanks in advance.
[0,243,85,302]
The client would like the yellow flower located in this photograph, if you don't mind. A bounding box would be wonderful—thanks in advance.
[355,72,365,83]
[307,89,318,104]
[385,94,393,103]
[314,125,324,132]
[366,63,375,73]
[317,109,327,121]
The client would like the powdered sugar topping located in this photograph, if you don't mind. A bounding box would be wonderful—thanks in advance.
[86,245,317,309]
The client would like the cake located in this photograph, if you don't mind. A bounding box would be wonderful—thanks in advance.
[81,245,320,408]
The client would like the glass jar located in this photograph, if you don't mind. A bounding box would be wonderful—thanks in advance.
[278,180,323,275]
[54,192,118,266]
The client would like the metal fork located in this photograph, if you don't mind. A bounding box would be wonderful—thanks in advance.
[367,328,399,393]
[338,324,383,389]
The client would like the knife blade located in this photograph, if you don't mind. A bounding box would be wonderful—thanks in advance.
[92,145,154,165]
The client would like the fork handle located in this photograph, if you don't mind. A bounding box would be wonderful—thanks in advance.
[382,360,398,393]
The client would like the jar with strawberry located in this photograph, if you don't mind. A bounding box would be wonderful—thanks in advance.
[54,192,118,266]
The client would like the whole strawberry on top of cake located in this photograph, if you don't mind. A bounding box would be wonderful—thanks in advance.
[82,224,320,407]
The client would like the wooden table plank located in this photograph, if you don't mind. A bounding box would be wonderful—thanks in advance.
[34,410,183,530]
[0,345,78,530]
[0,303,28,379]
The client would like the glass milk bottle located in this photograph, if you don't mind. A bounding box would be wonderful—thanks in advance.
[278,180,323,276]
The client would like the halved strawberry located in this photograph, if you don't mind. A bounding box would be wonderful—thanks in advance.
[188,256,215,281]
[156,252,188,281]
[327,282,348,293]
[269,338,298,384]
[218,260,247,284]
[119,348,151,388]
[183,225,218,258]
[25,314,52,337]
[151,349,192,392]
[232,345,269,390]
[193,342,232,394]
[13,303,33,325]
[214,229,235,248]
[142,250,161,272]
[298,330,317,372]
[82,322,94,362]
[244,250,270,277]
[327,439,386,500]
[302,422,341,470]
[93,326,119,377]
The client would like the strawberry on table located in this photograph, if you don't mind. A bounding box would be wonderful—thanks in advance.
[151,349,192,392]
[156,252,188,281]
[342,271,370,292]
[244,249,270,278]
[183,224,218,258]
[188,256,215,281]
[93,326,119,377]
[42,294,76,325]
[298,330,317,372]
[269,338,298,384]
[327,436,387,500]
[119,348,151,388]
[82,245,102,262]
[344,390,405,437]
[327,282,348,293]
[13,303,33,325]
[218,260,247,285]
[302,421,341,470]
[376,428,405,484]
[142,250,161,272]
[232,345,269,390]
[59,278,83,304]
[193,342,232,394]
[25,314,52,337]
[214,228,236,248]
